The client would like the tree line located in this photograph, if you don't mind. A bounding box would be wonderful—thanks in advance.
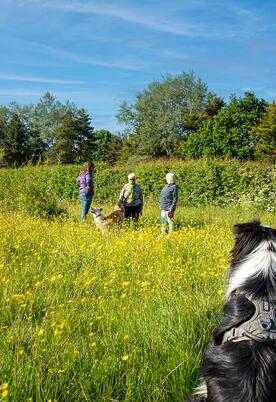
[0,72,275,167]
[0,93,122,167]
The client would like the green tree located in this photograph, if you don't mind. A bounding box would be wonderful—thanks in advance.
[187,92,225,130]
[31,92,78,150]
[184,92,267,159]
[47,111,78,164]
[106,135,124,165]
[0,107,8,165]
[0,107,8,144]
[250,103,276,161]
[93,129,112,162]
[117,72,208,157]
[74,108,95,162]
[3,112,29,167]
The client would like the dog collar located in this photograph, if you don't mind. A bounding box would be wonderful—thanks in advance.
[222,296,276,345]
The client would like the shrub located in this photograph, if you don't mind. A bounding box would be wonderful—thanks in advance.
[0,158,275,216]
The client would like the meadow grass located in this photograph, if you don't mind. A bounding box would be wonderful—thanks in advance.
[0,205,274,401]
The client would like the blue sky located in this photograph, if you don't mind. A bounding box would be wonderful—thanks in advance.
[0,0,275,133]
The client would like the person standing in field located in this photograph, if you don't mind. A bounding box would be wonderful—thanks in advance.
[77,161,94,223]
[159,172,178,235]
[118,173,143,226]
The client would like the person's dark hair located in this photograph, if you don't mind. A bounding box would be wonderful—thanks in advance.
[84,161,94,173]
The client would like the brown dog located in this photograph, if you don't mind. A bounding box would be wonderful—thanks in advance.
[103,201,125,227]
[91,202,125,231]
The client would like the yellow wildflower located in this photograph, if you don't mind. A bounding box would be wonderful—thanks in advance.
[121,355,129,361]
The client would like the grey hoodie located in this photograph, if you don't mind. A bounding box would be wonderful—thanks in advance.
[159,183,178,211]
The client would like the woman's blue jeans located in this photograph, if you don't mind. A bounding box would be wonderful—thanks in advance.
[80,193,93,223]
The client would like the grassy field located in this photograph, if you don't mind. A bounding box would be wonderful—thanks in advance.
[0,204,274,401]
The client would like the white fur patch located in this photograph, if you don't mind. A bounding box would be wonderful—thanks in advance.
[194,380,207,396]
[227,240,276,298]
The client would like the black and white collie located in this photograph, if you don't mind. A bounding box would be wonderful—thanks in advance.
[186,221,276,402]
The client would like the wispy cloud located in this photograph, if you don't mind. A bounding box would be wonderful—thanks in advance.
[50,1,199,36]
[9,0,240,38]
[0,74,84,84]
[31,43,146,71]
[2,0,274,41]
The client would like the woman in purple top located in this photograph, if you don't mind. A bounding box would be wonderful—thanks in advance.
[77,161,94,223]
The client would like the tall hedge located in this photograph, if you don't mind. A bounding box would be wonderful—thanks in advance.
[0,159,275,217]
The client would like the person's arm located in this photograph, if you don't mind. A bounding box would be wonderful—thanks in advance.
[119,185,126,203]
[85,173,92,190]
[170,186,178,212]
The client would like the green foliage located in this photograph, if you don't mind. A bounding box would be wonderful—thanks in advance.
[185,91,225,131]
[117,72,208,157]
[107,135,124,165]
[47,111,78,164]
[92,129,112,162]
[91,159,275,212]
[73,108,95,162]
[31,92,78,149]
[0,93,96,166]
[184,92,267,159]
[0,159,275,216]
[3,112,29,167]
[250,103,276,161]
[0,164,68,218]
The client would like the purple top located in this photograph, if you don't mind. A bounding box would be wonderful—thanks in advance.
[77,172,94,196]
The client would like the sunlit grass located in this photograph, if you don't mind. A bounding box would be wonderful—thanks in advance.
[0,206,274,401]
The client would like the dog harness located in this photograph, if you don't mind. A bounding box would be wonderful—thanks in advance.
[222,296,276,344]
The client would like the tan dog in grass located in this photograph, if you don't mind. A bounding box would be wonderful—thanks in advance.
[91,201,125,231]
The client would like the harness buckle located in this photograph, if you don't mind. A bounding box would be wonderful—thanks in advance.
[259,317,273,331]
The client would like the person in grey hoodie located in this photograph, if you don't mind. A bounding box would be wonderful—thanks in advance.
[159,172,178,234]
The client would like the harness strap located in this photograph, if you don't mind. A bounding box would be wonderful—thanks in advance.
[222,296,276,345]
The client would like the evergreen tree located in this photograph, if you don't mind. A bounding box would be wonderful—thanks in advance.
[3,112,29,167]
[106,135,123,165]
[74,108,95,162]
[47,111,78,164]
[250,103,276,161]
[0,107,8,141]
[0,108,8,165]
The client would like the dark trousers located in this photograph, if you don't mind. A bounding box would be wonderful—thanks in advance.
[124,204,142,225]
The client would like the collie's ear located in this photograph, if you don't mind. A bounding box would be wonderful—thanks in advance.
[233,220,261,238]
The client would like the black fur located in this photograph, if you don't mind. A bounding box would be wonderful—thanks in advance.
[185,221,276,402]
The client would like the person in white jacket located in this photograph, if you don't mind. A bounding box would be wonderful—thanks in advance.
[118,173,143,226]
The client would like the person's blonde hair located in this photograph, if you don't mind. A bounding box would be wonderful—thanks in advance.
[166,172,176,184]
